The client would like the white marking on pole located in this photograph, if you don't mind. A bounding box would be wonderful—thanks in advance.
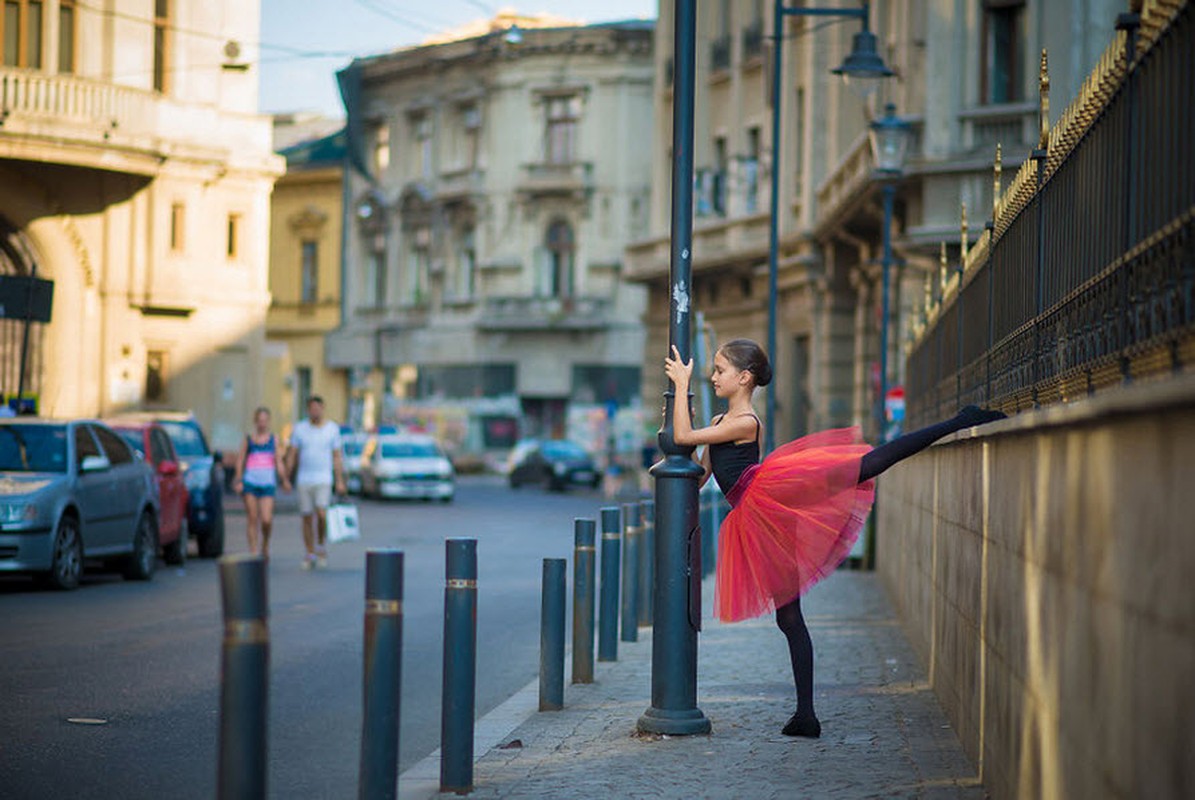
[672,282,690,324]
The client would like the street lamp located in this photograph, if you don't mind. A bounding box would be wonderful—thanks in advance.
[765,1,895,454]
[869,102,912,444]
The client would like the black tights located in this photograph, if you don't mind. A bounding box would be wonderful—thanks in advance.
[774,405,1005,718]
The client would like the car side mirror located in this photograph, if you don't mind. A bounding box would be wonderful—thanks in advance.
[81,455,111,473]
[158,461,180,477]
[212,450,224,464]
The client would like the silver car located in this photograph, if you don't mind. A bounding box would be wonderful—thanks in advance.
[0,418,160,590]
[362,434,455,502]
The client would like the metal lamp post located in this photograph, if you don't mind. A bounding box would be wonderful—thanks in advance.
[765,1,894,453]
[869,103,913,445]
[636,0,710,737]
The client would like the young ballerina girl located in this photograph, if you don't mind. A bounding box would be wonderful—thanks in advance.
[664,338,1004,738]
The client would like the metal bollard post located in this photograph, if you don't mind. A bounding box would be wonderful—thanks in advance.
[638,500,655,626]
[359,550,404,800]
[440,539,477,795]
[217,554,269,800]
[597,506,621,662]
[539,558,567,711]
[571,518,597,683]
[620,502,641,643]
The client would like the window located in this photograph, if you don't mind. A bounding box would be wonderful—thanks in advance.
[545,96,580,165]
[150,429,173,464]
[712,137,728,217]
[413,114,433,181]
[300,240,319,304]
[371,121,390,173]
[145,350,167,402]
[462,104,481,170]
[74,425,100,467]
[94,426,133,465]
[407,229,429,304]
[226,213,241,260]
[744,126,761,214]
[58,0,73,73]
[455,227,476,299]
[366,234,386,308]
[296,366,312,412]
[981,0,1025,105]
[2,0,44,69]
[544,220,574,298]
[170,202,185,252]
[153,0,170,93]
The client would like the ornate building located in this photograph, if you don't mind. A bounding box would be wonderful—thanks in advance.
[328,14,654,442]
[0,0,281,451]
[264,115,348,429]
[627,0,1122,442]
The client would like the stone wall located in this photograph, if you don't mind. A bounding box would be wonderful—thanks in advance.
[876,377,1195,799]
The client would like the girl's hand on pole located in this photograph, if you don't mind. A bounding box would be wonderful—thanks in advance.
[664,344,694,390]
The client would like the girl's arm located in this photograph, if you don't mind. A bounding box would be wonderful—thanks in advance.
[232,437,248,490]
[664,345,757,447]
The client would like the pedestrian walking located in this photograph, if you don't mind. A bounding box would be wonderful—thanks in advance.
[664,338,1004,738]
[231,406,291,558]
[285,396,347,570]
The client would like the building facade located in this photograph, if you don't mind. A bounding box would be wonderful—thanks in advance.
[627,0,1122,442]
[0,0,281,452]
[328,15,654,446]
[265,116,349,430]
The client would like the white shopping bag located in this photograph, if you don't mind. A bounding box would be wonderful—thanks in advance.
[326,501,360,543]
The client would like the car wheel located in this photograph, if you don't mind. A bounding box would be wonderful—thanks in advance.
[123,511,157,581]
[164,517,188,566]
[547,476,564,492]
[198,507,225,558]
[41,516,83,591]
[509,474,521,488]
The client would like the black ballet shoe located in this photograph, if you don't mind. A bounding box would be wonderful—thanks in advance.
[781,712,821,738]
[957,404,1007,427]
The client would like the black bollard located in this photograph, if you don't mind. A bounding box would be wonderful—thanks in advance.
[359,550,404,800]
[539,558,567,711]
[571,518,597,684]
[597,506,621,662]
[638,500,655,626]
[217,555,269,800]
[440,539,477,795]
[620,502,641,643]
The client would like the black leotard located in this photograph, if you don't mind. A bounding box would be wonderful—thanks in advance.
[708,414,760,494]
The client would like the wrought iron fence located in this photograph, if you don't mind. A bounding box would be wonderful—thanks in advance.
[906,2,1195,427]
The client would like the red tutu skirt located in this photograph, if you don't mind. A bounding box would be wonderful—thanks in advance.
[713,427,875,623]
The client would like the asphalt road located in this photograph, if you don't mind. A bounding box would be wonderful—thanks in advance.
[0,475,627,799]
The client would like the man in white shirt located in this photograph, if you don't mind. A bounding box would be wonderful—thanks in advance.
[286,396,346,569]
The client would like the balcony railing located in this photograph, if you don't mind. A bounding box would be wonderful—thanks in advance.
[0,67,275,172]
[517,161,593,198]
[906,5,1195,427]
[436,167,485,201]
[476,295,610,331]
[958,102,1038,154]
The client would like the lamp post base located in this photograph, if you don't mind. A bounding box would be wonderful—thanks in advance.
[636,705,711,736]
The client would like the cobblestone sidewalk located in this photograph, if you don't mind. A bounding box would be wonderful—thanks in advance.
[402,571,987,800]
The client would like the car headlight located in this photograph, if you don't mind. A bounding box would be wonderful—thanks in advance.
[553,462,567,476]
[0,503,39,524]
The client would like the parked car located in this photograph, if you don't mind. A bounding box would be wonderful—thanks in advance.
[341,432,373,495]
[0,418,160,590]
[508,439,600,491]
[361,434,455,502]
[107,420,188,565]
[110,412,225,558]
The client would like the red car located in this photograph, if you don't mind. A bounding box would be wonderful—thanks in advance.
[107,421,189,565]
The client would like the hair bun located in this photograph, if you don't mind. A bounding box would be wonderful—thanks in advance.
[754,362,773,387]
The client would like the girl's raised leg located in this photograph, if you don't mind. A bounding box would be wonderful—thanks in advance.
[858,405,1005,483]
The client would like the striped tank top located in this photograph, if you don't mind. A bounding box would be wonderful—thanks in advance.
[243,434,277,489]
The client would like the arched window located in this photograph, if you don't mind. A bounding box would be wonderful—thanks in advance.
[544,220,574,298]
